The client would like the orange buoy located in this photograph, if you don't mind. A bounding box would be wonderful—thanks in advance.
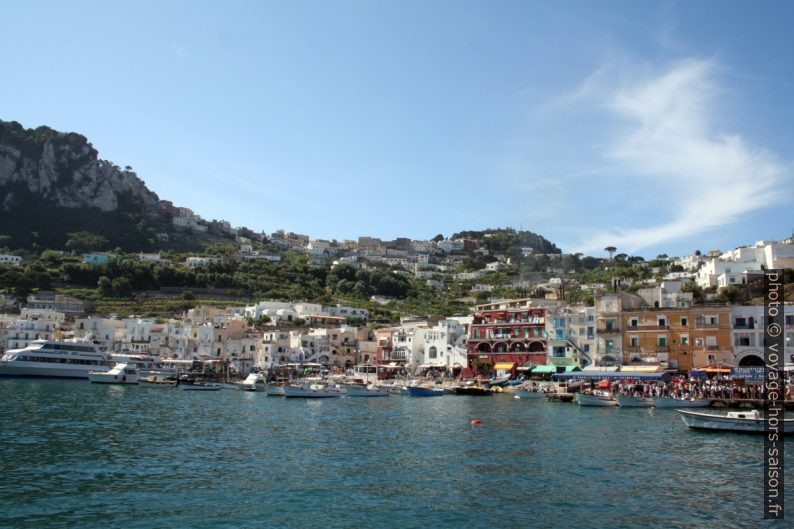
[470,419,482,425]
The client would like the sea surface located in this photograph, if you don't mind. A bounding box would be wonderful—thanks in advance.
[0,379,791,529]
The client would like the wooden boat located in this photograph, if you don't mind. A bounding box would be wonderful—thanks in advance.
[180,381,222,391]
[453,386,493,396]
[678,409,794,434]
[652,396,710,408]
[576,392,618,407]
[406,386,445,397]
[615,395,655,407]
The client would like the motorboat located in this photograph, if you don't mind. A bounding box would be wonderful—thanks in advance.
[515,389,546,399]
[405,386,445,397]
[283,382,341,398]
[88,363,139,385]
[0,339,111,379]
[180,381,222,391]
[615,395,655,407]
[140,374,177,387]
[652,396,711,408]
[241,372,266,392]
[678,409,794,434]
[344,384,390,397]
[576,392,618,407]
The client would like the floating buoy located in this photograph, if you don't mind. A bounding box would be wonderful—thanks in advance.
[470,419,482,425]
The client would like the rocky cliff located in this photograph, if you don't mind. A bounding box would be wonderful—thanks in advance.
[0,120,161,213]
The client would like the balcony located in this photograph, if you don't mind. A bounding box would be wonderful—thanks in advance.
[596,324,620,334]
[626,324,669,331]
[655,345,670,352]
[706,345,720,351]
[695,320,720,329]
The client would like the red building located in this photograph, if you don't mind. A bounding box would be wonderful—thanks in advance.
[467,307,547,373]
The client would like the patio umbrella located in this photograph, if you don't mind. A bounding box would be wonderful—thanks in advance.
[597,379,610,389]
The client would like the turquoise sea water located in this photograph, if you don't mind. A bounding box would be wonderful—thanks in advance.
[0,379,790,528]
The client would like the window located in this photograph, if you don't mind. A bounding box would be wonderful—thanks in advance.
[658,336,667,347]
[629,318,638,328]
[657,317,667,327]
[708,354,716,363]
[428,346,437,359]
[695,338,704,347]
[630,336,639,347]
[680,317,688,326]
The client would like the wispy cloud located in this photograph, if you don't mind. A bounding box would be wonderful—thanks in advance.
[572,58,789,255]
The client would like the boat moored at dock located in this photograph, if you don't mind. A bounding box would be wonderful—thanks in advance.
[241,372,266,392]
[405,386,444,397]
[88,363,139,384]
[344,384,389,397]
[677,409,794,434]
[181,381,222,391]
[0,339,111,379]
[576,392,619,407]
[283,382,341,398]
[615,395,655,407]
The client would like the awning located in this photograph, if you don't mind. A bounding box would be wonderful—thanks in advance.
[554,370,672,381]
[531,365,557,373]
[564,365,581,372]
[493,362,517,370]
[620,366,661,373]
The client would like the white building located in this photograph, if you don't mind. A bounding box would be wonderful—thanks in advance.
[5,309,64,350]
[0,254,22,266]
[74,317,126,351]
[731,305,794,367]
[185,257,223,269]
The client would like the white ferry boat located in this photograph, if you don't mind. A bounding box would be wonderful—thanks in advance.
[0,339,111,379]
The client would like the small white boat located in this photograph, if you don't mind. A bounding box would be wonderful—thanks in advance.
[344,384,390,397]
[576,392,619,407]
[515,389,546,399]
[615,395,655,408]
[140,374,177,387]
[283,383,341,398]
[678,409,794,434]
[241,373,266,392]
[652,396,711,408]
[88,363,139,385]
[181,381,222,391]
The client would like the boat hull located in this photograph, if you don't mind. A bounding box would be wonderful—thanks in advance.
[652,397,711,408]
[406,386,444,397]
[576,393,618,407]
[345,385,389,397]
[181,383,222,391]
[678,410,794,434]
[454,387,493,396]
[283,386,341,398]
[0,363,108,379]
[515,390,545,399]
[615,395,655,407]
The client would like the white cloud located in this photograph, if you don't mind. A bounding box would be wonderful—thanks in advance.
[573,58,789,255]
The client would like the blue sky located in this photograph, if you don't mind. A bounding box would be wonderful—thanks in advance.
[2,0,792,258]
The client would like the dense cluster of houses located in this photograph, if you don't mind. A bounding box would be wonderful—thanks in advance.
[1,285,791,380]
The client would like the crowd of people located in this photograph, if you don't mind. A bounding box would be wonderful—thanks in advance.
[610,377,792,400]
